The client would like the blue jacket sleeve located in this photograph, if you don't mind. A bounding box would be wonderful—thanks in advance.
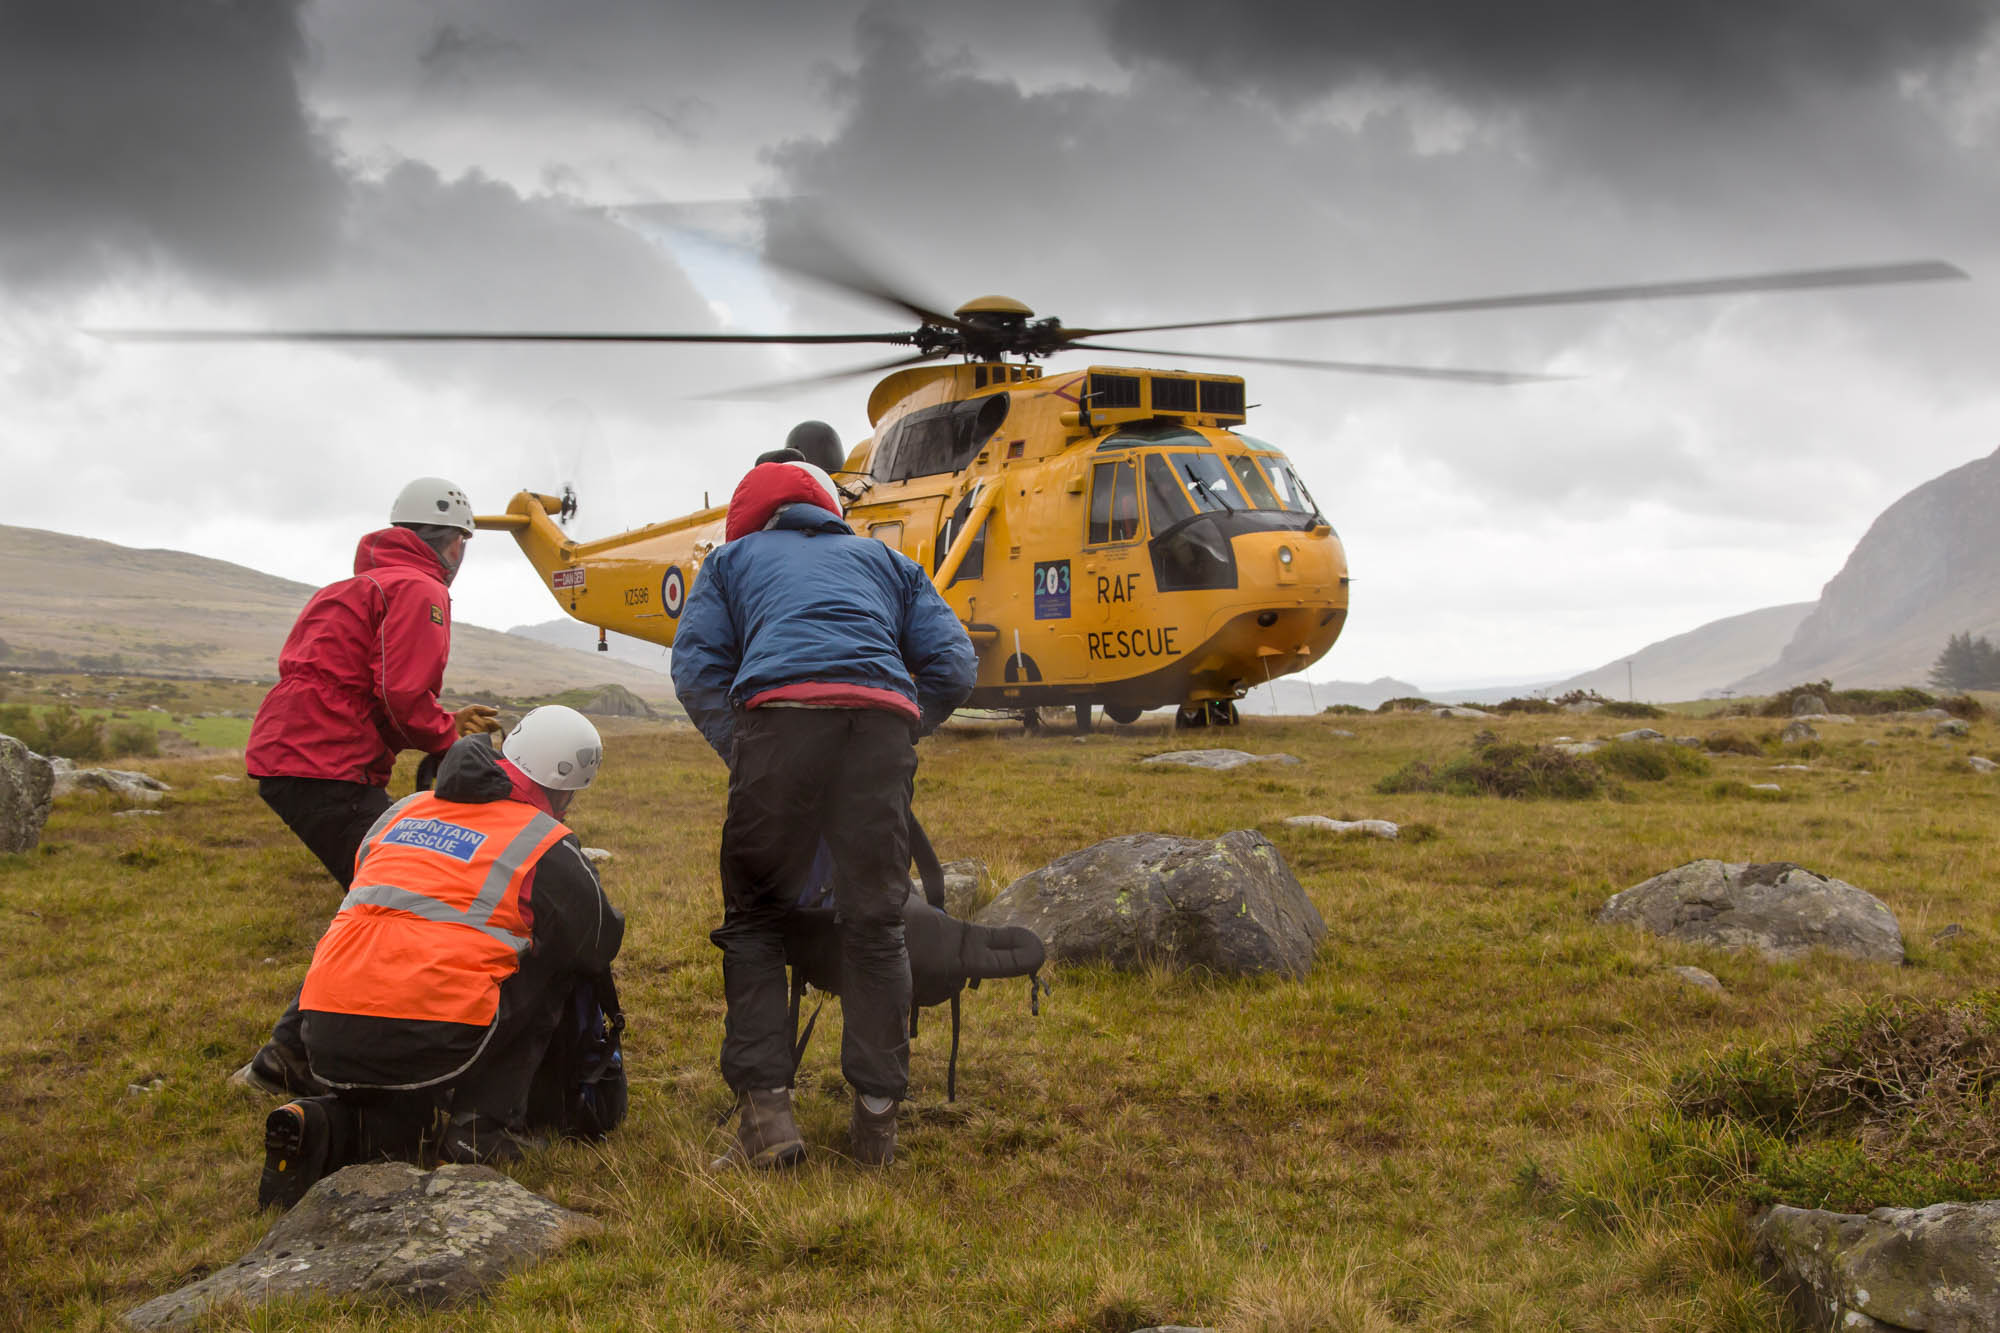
[669,557,742,760]
[897,561,977,734]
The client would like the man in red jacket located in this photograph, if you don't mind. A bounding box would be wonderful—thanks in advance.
[234,477,501,1096]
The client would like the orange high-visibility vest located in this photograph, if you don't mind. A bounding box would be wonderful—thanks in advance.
[300,792,571,1027]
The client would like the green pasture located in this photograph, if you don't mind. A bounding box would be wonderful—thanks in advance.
[4,706,1999,1330]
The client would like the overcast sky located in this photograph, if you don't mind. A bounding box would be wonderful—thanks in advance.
[5,0,1997,688]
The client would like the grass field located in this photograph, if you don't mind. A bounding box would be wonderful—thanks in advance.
[4,706,1998,1331]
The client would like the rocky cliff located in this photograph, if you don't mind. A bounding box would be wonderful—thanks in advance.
[1735,446,2000,691]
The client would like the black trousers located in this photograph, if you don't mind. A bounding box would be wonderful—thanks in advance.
[257,777,391,1055]
[713,708,917,1099]
[257,777,391,890]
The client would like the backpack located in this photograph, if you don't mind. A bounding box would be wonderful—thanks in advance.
[781,813,1047,1099]
[524,969,628,1140]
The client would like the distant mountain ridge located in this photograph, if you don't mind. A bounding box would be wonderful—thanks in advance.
[0,524,682,704]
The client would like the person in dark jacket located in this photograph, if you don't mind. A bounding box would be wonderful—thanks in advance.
[672,459,976,1170]
[258,706,623,1210]
[234,478,505,1097]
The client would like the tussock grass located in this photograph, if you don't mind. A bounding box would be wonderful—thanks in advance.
[5,705,2000,1329]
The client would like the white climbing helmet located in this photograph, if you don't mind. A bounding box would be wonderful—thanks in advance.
[502,705,603,791]
[781,460,842,512]
[389,477,475,534]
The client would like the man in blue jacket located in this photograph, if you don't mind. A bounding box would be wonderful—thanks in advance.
[672,459,975,1170]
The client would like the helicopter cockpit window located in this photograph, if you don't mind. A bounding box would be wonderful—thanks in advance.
[1142,454,1196,529]
[1164,452,1249,513]
[1088,460,1141,544]
[1225,455,1281,510]
[872,394,1011,482]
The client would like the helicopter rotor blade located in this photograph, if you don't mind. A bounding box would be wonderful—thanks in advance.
[1069,259,1969,340]
[751,209,967,331]
[696,350,950,400]
[87,328,920,347]
[1067,342,1570,386]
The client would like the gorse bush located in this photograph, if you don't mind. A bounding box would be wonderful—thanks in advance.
[1593,740,1710,782]
[1375,696,1434,713]
[1667,992,2000,1210]
[1744,680,1983,720]
[1702,731,1763,757]
[1376,737,1604,799]
[1494,697,1561,714]
[1596,701,1665,719]
[0,703,105,760]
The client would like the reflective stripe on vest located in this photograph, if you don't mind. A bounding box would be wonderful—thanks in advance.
[300,793,570,1028]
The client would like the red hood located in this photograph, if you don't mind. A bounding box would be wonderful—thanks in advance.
[725,464,842,542]
[354,526,448,579]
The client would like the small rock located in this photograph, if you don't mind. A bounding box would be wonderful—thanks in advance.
[1431,706,1494,719]
[1748,783,1782,792]
[113,810,166,818]
[1936,718,1972,738]
[1770,764,1811,772]
[1554,741,1604,756]
[1970,756,1998,773]
[1282,815,1399,839]
[1932,924,1965,943]
[1141,749,1302,771]
[910,858,992,918]
[1671,966,1723,993]
[580,847,613,864]
[1327,729,1355,738]
[1673,736,1702,747]
[1862,738,1881,747]
[1780,719,1817,745]
[1563,700,1603,713]
[126,1075,168,1096]
[1913,707,1952,720]
[1616,728,1665,743]
[209,775,242,783]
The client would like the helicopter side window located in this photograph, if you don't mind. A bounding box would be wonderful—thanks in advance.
[873,394,1011,482]
[1236,434,1315,513]
[1087,460,1140,544]
[1141,451,1237,592]
[1142,453,1196,530]
[1226,455,1280,510]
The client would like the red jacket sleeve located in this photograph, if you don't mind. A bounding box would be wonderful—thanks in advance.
[374,574,459,755]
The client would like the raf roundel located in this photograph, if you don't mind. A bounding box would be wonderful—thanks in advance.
[661,565,686,619]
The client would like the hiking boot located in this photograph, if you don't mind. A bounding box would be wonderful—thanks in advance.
[258,1098,333,1210]
[439,1113,544,1166]
[229,1041,325,1098]
[709,1087,806,1172]
[849,1093,897,1167]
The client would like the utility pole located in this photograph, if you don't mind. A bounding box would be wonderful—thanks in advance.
[1625,660,1634,702]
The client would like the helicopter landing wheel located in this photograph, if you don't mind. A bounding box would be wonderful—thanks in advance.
[1207,700,1240,727]
[1104,704,1142,725]
[1175,704,1208,730]
[1073,704,1093,735]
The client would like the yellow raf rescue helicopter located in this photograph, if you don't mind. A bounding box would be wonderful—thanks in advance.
[100,251,1964,731]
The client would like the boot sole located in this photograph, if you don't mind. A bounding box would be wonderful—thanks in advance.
[257,1102,324,1211]
[748,1138,806,1170]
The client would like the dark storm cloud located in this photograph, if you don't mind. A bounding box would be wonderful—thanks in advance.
[1099,0,2000,108]
[0,0,345,292]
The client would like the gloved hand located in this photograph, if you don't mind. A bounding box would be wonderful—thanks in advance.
[453,704,503,738]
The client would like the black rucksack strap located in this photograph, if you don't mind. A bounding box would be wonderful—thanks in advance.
[947,992,961,1102]
[908,812,945,911]
[789,965,824,1074]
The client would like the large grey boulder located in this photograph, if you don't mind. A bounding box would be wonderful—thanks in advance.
[0,735,56,853]
[1791,694,1829,716]
[1597,860,1903,965]
[125,1162,600,1330]
[577,683,654,718]
[1782,719,1819,745]
[1757,1200,2000,1332]
[977,830,1324,978]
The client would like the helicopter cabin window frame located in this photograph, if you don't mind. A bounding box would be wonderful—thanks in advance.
[1086,458,1141,546]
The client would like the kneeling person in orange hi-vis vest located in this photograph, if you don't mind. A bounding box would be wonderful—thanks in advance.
[257,705,623,1211]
